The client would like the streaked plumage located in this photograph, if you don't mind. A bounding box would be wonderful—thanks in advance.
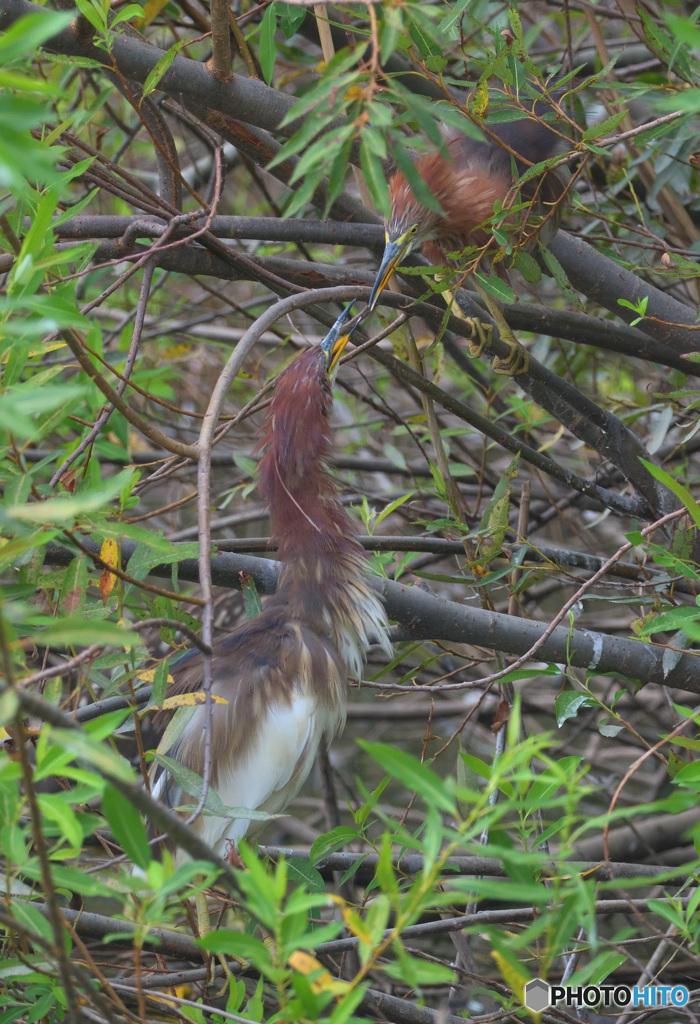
[151,335,391,861]
[368,114,568,311]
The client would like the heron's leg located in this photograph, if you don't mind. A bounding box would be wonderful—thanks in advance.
[194,890,235,986]
[440,278,529,375]
[471,279,530,376]
[439,283,494,358]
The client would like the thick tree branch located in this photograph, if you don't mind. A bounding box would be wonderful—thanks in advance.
[548,231,700,353]
[42,539,700,693]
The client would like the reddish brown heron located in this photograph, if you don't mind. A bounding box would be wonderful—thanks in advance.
[364,112,569,372]
[152,316,391,860]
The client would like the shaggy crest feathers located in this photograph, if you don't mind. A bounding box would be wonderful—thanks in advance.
[387,116,567,258]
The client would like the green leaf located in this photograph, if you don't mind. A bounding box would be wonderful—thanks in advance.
[152,754,279,821]
[382,955,456,986]
[358,741,456,813]
[279,4,306,38]
[375,830,398,899]
[5,467,135,522]
[287,857,326,894]
[110,5,145,27]
[539,243,584,309]
[259,4,278,85]
[59,556,87,616]
[473,272,515,304]
[359,141,390,216]
[102,784,151,870]
[477,452,519,562]
[49,727,135,783]
[582,110,627,141]
[638,606,698,636]
[241,572,262,619]
[143,38,188,98]
[21,862,113,898]
[513,250,541,283]
[309,826,360,865]
[36,794,82,849]
[375,491,415,527]
[391,139,443,215]
[555,691,598,726]
[10,900,54,944]
[640,459,700,529]
[27,615,135,649]
[647,898,686,931]
[0,383,87,440]
[0,11,73,64]
[199,930,273,970]
[73,0,109,31]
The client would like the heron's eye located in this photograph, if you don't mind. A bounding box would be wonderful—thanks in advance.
[410,226,418,235]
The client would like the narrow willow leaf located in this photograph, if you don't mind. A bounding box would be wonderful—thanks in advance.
[259,4,277,85]
[358,741,455,813]
[102,784,151,869]
[143,38,188,98]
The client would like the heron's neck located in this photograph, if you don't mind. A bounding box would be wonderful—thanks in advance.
[268,501,390,679]
[257,348,391,676]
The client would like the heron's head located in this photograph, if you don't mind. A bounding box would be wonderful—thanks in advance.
[320,304,353,377]
[367,177,444,312]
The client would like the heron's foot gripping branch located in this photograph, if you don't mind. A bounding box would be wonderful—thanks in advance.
[462,316,529,375]
[460,317,526,374]
[463,316,494,359]
[491,337,530,375]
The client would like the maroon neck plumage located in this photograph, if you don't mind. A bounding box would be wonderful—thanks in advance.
[257,345,390,677]
[258,347,363,580]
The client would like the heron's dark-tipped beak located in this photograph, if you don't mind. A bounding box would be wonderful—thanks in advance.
[328,333,350,373]
[321,303,354,374]
[367,238,407,312]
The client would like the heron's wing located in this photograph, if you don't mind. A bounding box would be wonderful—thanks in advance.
[150,612,347,857]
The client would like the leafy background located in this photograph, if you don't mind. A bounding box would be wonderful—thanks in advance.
[1,1,700,1022]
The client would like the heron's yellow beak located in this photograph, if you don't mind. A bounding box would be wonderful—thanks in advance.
[320,303,354,375]
[367,236,409,312]
[327,333,350,373]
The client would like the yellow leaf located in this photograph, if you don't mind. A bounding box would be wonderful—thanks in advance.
[139,0,170,27]
[143,992,186,1023]
[537,423,565,454]
[163,343,190,359]
[137,667,169,684]
[135,668,174,686]
[340,906,373,944]
[150,693,229,711]
[99,538,119,604]
[288,951,349,995]
[100,538,119,570]
[491,949,538,1019]
[344,84,364,103]
[1,341,66,362]
[471,80,489,120]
